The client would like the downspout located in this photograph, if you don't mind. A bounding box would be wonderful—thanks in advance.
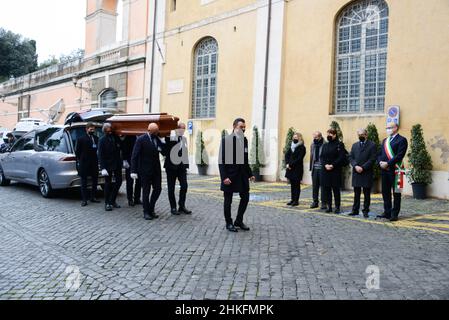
[262,0,272,130]
[149,0,158,113]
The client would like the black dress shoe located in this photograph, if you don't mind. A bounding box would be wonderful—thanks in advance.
[234,221,250,231]
[325,207,333,213]
[144,213,153,220]
[377,213,391,219]
[226,224,238,232]
[112,203,121,209]
[290,202,299,207]
[363,213,369,218]
[287,201,294,206]
[178,207,192,214]
[134,199,143,205]
[348,212,359,216]
[390,215,399,222]
[310,203,319,209]
[171,208,180,215]
[90,198,101,203]
[320,205,328,210]
[105,204,113,211]
[334,208,341,214]
[128,200,135,207]
[150,212,159,219]
[81,201,88,207]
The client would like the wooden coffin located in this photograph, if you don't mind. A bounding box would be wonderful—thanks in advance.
[107,113,180,137]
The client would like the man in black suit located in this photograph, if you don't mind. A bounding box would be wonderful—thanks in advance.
[131,123,166,220]
[377,122,408,222]
[164,123,192,215]
[98,123,123,211]
[120,135,142,207]
[349,128,377,218]
[219,118,255,232]
[75,123,101,207]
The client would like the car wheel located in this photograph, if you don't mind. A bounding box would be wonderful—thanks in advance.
[0,165,11,186]
[38,169,54,198]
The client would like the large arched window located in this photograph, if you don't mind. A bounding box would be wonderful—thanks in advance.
[99,89,118,109]
[192,37,218,119]
[334,0,389,114]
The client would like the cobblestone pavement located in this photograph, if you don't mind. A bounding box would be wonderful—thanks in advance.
[0,174,449,300]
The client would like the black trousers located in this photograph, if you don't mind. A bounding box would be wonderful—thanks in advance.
[381,173,402,217]
[80,171,98,202]
[353,187,371,213]
[323,186,341,209]
[289,178,301,203]
[141,173,162,214]
[312,168,326,205]
[104,169,123,205]
[166,168,188,209]
[125,168,141,202]
[224,191,250,225]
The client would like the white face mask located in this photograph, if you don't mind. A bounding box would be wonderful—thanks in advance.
[386,128,393,136]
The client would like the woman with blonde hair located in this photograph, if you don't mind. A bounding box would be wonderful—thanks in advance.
[285,132,306,206]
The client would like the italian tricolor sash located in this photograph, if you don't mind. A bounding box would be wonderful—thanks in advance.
[384,137,406,193]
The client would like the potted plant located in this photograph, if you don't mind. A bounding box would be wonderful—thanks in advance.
[367,123,381,193]
[195,130,209,175]
[407,124,433,199]
[221,129,229,139]
[250,126,265,182]
[282,127,296,170]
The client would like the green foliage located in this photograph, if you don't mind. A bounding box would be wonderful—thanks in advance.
[0,28,38,82]
[37,48,85,70]
[367,123,381,181]
[250,126,265,173]
[195,131,208,166]
[330,120,343,141]
[221,129,229,139]
[407,124,433,185]
[282,127,296,169]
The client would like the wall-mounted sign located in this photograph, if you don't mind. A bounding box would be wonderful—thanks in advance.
[187,121,193,135]
[387,105,400,126]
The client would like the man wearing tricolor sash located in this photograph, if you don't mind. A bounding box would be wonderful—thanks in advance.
[377,122,408,221]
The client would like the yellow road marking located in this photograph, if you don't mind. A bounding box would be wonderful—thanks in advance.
[186,189,449,234]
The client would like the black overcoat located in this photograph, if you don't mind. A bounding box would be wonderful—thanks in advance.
[377,134,408,176]
[164,136,189,171]
[75,134,99,177]
[349,140,377,188]
[320,139,347,187]
[284,144,306,181]
[98,134,123,172]
[218,134,253,193]
[131,134,166,177]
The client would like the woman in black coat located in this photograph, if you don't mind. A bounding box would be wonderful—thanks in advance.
[285,132,306,206]
[320,128,347,214]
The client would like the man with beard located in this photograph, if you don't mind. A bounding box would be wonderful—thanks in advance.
[75,123,101,207]
[219,118,255,232]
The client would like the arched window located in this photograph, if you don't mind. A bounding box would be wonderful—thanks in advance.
[334,0,389,114]
[192,37,218,119]
[99,89,118,109]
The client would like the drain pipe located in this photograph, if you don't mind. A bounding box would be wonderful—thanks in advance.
[149,0,158,113]
[262,0,272,130]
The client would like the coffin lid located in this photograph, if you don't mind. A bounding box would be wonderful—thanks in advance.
[107,113,180,136]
